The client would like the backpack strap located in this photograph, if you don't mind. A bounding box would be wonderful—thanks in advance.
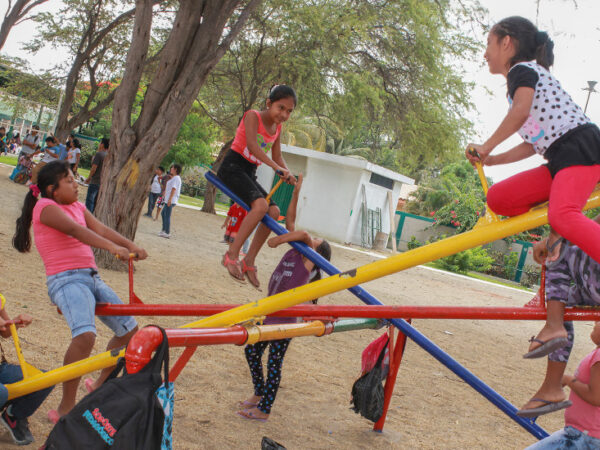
[140,325,170,386]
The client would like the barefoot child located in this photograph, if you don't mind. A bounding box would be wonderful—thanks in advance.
[237,174,332,421]
[466,16,600,264]
[0,296,53,446]
[217,85,297,288]
[525,322,600,449]
[518,225,600,418]
[12,161,147,423]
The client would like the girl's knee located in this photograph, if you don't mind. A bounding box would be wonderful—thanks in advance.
[268,205,280,219]
[251,198,269,215]
[72,332,96,350]
[486,184,508,215]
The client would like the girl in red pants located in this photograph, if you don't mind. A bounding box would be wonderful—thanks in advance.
[466,16,600,263]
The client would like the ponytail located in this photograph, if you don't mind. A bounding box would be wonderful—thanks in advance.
[492,16,555,69]
[12,161,70,253]
[309,239,332,304]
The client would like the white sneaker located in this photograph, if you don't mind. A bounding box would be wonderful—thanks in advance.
[158,231,166,237]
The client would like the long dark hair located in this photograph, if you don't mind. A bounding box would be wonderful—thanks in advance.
[268,84,297,106]
[309,240,332,304]
[13,161,70,252]
[492,16,554,69]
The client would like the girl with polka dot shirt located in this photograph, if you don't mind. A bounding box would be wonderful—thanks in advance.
[466,16,600,263]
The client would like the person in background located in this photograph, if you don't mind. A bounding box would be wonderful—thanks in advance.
[0,127,7,155]
[67,138,81,175]
[84,138,109,213]
[19,126,40,159]
[31,136,59,184]
[158,164,182,239]
[144,166,164,218]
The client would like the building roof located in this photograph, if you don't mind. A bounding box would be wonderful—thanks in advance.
[281,144,415,185]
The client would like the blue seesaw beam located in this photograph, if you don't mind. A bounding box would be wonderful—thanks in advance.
[206,171,548,440]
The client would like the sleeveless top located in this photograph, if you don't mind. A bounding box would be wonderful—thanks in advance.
[231,110,282,165]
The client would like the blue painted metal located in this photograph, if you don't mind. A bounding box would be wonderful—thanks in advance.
[205,171,548,440]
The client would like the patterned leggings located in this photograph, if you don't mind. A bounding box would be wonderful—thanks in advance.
[244,339,291,414]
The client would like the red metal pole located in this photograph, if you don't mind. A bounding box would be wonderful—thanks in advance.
[128,258,143,304]
[97,303,600,321]
[373,320,410,432]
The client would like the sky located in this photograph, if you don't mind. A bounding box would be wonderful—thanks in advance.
[2,0,600,181]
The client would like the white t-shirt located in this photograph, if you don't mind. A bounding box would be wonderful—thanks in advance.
[21,133,40,155]
[164,175,181,205]
[67,147,81,164]
[41,146,59,163]
[150,175,162,194]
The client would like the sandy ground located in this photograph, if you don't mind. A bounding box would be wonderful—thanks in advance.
[0,163,594,449]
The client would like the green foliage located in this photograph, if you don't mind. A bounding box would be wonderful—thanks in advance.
[180,167,208,198]
[520,264,541,288]
[78,139,100,170]
[161,109,218,168]
[407,236,422,250]
[503,251,519,280]
[0,56,60,107]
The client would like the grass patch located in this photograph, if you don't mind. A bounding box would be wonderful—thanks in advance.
[0,155,18,165]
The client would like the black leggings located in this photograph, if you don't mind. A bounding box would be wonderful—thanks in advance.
[244,339,291,414]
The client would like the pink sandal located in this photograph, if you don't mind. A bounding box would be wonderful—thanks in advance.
[48,409,60,424]
[241,260,261,290]
[222,253,245,282]
[85,378,95,393]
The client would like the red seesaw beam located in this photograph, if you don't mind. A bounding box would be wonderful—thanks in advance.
[96,303,600,321]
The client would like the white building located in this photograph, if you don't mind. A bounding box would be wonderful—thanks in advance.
[256,144,414,247]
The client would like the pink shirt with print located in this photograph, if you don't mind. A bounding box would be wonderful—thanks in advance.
[230,110,282,165]
[565,348,600,439]
[32,198,96,276]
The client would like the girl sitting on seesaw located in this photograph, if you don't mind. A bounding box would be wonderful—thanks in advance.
[237,174,331,422]
[466,16,600,264]
[12,161,147,423]
[217,85,297,288]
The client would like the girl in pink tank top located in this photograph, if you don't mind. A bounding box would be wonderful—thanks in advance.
[217,85,298,289]
[13,161,147,422]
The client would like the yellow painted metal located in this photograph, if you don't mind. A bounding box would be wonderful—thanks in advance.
[266,178,283,202]
[257,321,326,341]
[6,349,122,400]
[183,186,600,330]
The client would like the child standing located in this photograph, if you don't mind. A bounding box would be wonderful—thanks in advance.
[158,164,182,239]
[66,138,81,175]
[237,174,331,421]
[222,202,248,244]
[154,170,172,221]
[12,161,147,423]
[0,296,53,445]
[466,16,600,263]
[144,166,164,218]
[217,85,297,288]
[525,322,600,449]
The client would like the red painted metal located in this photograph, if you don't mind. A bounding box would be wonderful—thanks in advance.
[128,258,143,304]
[125,326,249,374]
[373,320,411,432]
[97,303,600,321]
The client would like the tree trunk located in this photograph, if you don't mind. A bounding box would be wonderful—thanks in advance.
[0,0,48,51]
[201,138,232,214]
[94,0,261,270]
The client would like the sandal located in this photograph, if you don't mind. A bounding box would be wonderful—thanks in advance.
[241,260,261,290]
[85,377,95,393]
[222,253,245,282]
[236,408,268,422]
[47,409,61,424]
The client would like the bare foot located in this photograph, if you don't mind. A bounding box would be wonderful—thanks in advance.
[528,324,568,353]
[237,406,269,421]
[238,395,261,408]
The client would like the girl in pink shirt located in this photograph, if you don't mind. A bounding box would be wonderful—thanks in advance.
[526,322,600,449]
[217,85,297,288]
[12,161,147,423]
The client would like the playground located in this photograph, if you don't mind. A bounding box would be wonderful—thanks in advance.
[0,164,593,449]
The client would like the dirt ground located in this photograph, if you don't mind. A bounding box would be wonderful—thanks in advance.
[0,163,593,449]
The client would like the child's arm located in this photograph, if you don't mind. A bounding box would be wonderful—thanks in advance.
[268,230,312,248]
[285,173,303,232]
[84,210,148,260]
[222,216,231,228]
[39,205,132,259]
[563,362,600,406]
[483,142,535,166]
[0,307,33,338]
[467,87,534,163]
[271,137,296,184]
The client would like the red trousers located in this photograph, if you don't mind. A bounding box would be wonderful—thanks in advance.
[486,165,600,263]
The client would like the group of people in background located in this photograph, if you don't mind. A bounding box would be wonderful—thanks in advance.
[143,164,182,239]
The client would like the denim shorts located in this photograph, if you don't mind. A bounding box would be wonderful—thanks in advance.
[47,268,137,338]
[526,426,600,449]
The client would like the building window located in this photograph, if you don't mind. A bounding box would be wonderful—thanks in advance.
[369,172,394,190]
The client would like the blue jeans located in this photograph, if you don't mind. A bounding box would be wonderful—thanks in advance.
[47,268,137,338]
[161,204,174,234]
[85,183,100,213]
[526,426,600,449]
[0,363,53,419]
[146,192,160,215]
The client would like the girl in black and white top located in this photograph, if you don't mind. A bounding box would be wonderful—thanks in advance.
[466,16,600,264]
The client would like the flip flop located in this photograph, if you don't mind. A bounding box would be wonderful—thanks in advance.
[237,400,258,408]
[222,253,245,283]
[241,260,261,290]
[236,409,268,422]
[47,409,61,424]
[85,378,95,393]
[516,398,572,418]
[523,336,570,359]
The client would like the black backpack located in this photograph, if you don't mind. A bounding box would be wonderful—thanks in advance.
[44,326,170,449]
[350,339,388,422]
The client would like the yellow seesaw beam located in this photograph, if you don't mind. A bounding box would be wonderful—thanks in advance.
[6,186,600,399]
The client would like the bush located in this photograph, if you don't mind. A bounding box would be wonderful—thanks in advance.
[503,251,519,280]
[78,139,99,170]
[520,264,541,288]
[180,166,207,198]
[437,245,494,274]
[407,236,422,250]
